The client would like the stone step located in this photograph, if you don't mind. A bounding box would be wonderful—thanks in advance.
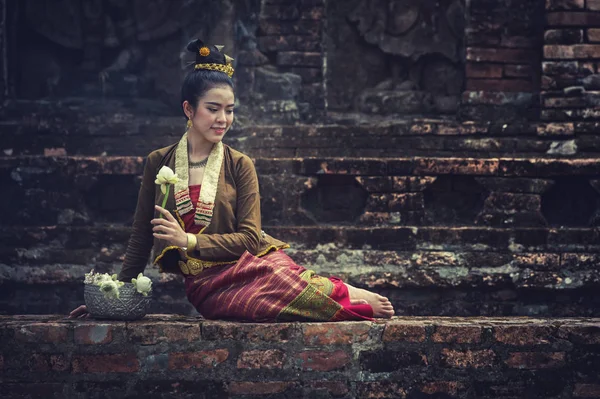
[0,101,594,157]
[1,315,598,398]
[2,155,600,227]
[2,224,598,316]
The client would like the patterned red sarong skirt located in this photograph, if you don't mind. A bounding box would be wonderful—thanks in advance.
[184,250,373,322]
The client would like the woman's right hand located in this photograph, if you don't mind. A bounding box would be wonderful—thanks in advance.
[68,305,89,319]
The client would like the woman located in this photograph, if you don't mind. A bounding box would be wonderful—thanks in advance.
[70,40,394,321]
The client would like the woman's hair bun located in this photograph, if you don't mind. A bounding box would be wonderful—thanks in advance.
[186,39,204,53]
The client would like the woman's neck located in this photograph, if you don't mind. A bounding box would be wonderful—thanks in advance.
[187,130,213,160]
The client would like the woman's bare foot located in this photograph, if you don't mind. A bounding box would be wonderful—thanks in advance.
[345,283,394,318]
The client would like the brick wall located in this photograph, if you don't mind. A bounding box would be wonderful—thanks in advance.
[543,0,600,122]
[1,316,599,398]
[461,0,544,121]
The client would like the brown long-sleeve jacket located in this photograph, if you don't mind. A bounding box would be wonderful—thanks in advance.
[118,143,288,281]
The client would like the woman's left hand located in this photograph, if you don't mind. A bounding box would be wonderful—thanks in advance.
[152,205,188,248]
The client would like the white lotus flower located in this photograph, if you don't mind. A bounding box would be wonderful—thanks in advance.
[99,279,120,299]
[131,273,152,296]
[155,166,180,194]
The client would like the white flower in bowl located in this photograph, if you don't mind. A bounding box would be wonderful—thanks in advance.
[131,273,152,296]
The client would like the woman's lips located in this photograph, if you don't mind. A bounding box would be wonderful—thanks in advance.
[213,128,226,135]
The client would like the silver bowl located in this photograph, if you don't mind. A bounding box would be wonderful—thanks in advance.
[84,283,152,320]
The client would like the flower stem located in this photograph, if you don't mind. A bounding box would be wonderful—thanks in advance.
[159,184,170,219]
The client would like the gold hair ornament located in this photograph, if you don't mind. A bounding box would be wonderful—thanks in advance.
[194,62,234,77]
[199,46,210,56]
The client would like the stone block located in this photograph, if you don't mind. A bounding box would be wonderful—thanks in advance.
[258,35,321,52]
[277,51,321,67]
[419,381,466,396]
[505,352,566,369]
[168,350,229,370]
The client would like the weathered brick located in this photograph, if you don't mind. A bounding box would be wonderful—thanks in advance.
[514,253,560,270]
[466,78,534,92]
[505,352,565,368]
[420,381,465,396]
[14,323,69,343]
[202,321,296,342]
[432,325,482,343]
[414,158,499,175]
[590,0,600,11]
[467,48,534,63]
[466,63,503,79]
[168,350,229,370]
[28,354,69,372]
[237,350,285,369]
[72,354,139,373]
[558,324,600,344]
[392,176,437,192]
[128,322,201,345]
[504,64,533,78]
[259,19,321,36]
[500,35,537,48]
[360,350,427,372]
[383,322,427,342]
[589,29,600,42]
[547,11,600,26]
[302,322,370,346]
[307,381,349,396]
[228,382,292,395]
[494,325,553,345]
[295,350,350,371]
[440,349,496,368]
[574,384,600,397]
[545,28,584,44]
[356,382,407,399]
[388,193,424,211]
[546,0,585,10]
[546,44,600,59]
[537,122,575,136]
[74,323,116,345]
[484,192,542,211]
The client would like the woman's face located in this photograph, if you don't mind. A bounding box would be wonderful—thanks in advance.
[184,85,235,144]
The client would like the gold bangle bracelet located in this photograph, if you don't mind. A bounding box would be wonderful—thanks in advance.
[186,233,197,254]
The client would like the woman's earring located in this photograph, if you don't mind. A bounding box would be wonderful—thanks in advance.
[186,119,192,130]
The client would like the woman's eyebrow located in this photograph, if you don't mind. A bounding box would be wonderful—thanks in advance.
[205,101,235,107]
